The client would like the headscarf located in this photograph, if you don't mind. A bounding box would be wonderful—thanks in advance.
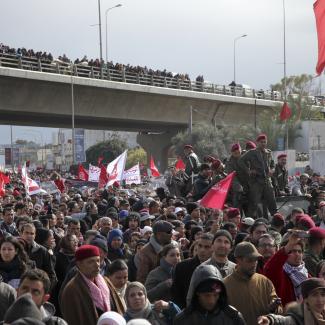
[97,311,126,325]
[125,282,152,320]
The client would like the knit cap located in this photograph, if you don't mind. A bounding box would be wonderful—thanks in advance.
[4,294,42,323]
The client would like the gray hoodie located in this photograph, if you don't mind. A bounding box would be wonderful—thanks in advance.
[186,264,223,308]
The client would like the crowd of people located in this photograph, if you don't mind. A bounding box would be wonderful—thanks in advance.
[0,133,325,324]
[0,43,193,82]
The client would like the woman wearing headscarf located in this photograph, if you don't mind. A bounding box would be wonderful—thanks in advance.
[124,282,180,325]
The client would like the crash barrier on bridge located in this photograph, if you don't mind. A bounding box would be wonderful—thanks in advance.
[276,195,310,216]
[2,53,325,106]
[0,52,286,101]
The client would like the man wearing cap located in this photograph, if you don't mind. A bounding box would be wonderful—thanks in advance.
[272,154,290,197]
[61,245,112,325]
[202,230,236,278]
[224,241,279,325]
[238,133,277,219]
[174,265,245,325]
[264,231,309,307]
[183,145,200,194]
[258,278,325,324]
[135,220,173,284]
[303,227,325,277]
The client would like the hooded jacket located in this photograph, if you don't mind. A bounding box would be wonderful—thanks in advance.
[174,265,245,325]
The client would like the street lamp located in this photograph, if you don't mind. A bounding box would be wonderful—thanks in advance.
[105,4,122,64]
[233,34,247,84]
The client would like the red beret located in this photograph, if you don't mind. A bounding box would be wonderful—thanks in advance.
[75,245,100,262]
[211,159,222,170]
[277,154,287,160]
[309,227,325,239]
[256,134,267,142]
[231,143,241,152]
[298,216,315,230]
[245,141,256,150]
[272,213,285,224]
[184,144,193,150]
[227,208,240,219]
[319,201,325,209]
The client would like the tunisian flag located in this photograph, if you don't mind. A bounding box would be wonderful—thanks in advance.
[175,158,186,171]
[78,164,89,181]
[0,172,10,184]
[279,102,292,121]
[98,165,109,189]
[200,172,235,209]
[0,174,5,197]
[150,156,160,177]
[106,150,128,187]
[314,0,325,75]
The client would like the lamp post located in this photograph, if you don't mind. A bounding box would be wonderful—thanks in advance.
[233,34,247,84]
[105,4,122,64]
[98,0,103,78]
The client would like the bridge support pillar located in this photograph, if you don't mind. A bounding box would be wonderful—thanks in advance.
[137,132,177,173]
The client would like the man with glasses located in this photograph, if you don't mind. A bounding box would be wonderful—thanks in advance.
[256,234,277,273]
[135,220,173,284]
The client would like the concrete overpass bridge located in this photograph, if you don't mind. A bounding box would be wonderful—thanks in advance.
[0,53,281,170]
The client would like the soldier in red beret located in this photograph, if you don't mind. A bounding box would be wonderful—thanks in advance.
[238,133,277,219]
[225,143,247,209]
[272,153,290,197]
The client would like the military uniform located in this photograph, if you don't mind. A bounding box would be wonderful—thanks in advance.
[238,148,277,218]
[226,156,248,208]
[183,152,200,193]
[272,163,289,196]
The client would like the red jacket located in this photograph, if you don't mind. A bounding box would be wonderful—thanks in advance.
[263,247,296,307]
[54,179,65,193]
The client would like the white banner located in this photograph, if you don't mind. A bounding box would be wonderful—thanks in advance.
[106,150,128,187]
[88,164,101,182]
[123,163,141,185]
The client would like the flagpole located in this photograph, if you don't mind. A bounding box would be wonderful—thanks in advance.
[283,0,289,150]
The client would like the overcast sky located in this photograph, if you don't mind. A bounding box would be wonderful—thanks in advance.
[0,0,320,144]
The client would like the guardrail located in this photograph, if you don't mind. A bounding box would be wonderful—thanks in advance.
[0,52,323,105]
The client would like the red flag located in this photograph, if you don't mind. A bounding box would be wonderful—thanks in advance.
[279,102,292,121]
[78,164,89,181]
[150,156,160,177]
[314,0,325,75]
[175,158,186,171]
[98,165,109,189]
[0,172,10,184]
[0,174,5,197]
[97,156,104,167]
[200,172,235,209]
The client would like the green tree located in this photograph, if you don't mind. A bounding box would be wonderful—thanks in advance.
[86,133,128,165]
[125,147,147,169]
[172,123,236,160]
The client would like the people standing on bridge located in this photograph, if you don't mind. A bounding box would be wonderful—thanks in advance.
[238,134,277,219]
[272,154,290,197]
[183,145,200,195]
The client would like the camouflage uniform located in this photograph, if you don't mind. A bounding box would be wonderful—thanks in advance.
[272,163,289,197]
[238,148,277,218]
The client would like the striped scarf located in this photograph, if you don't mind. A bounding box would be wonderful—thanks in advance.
[283,262,308,300]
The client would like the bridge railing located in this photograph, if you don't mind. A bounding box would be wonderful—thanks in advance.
[1,52,319,104]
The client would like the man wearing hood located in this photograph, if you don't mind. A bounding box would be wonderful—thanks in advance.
[174,265,245,324]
